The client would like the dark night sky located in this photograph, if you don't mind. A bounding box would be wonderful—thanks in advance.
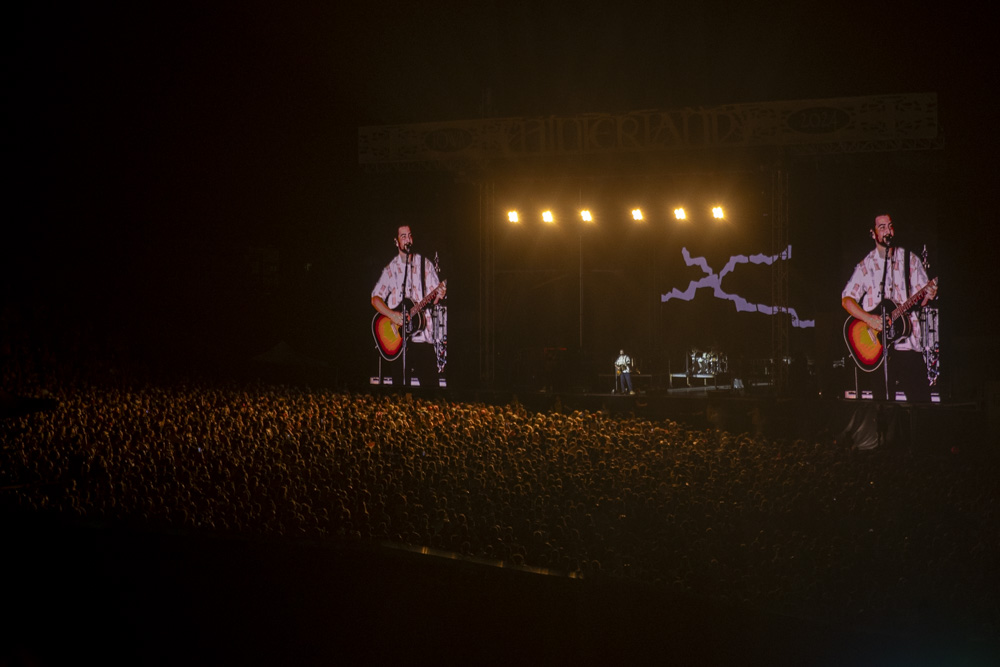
[6,1,997,384]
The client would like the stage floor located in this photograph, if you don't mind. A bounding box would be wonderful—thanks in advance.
[403,382,994,457]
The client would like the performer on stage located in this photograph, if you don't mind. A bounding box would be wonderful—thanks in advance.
[841,214,938,402]
[372,224,446,388]
[615,349,635,395]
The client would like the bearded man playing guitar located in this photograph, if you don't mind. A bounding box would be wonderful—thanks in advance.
[371,224,446,389]
[841,214,938,402]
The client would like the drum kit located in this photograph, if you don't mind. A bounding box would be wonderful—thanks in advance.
[919,246,940,386]
[689,349,727,377]
[431,252,448,374]
[431,303,447,374]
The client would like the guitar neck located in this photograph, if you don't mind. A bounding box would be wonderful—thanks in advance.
[890,278,936,322]
[407,281,446,316]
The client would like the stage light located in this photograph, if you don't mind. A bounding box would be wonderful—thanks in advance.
[507,211,519,223]
[580,210,593,222]
[712,206,725,219]
[632,208,643,221]
[542,210,555,223]
[674,208,687,220]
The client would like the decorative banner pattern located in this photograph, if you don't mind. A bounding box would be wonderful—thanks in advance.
[360,94,939,166]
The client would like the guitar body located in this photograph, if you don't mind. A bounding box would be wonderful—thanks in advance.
[843,299,913,372]
[372,300,426,361]
[371,280,446,362]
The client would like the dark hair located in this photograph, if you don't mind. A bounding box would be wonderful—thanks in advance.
[871,213,891,229]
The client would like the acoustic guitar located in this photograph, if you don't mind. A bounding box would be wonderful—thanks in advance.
[372,281,447,361]
[843,278,937,372]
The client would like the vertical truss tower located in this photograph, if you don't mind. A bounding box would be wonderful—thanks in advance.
[478,180,495,386]
[770,165,790,393]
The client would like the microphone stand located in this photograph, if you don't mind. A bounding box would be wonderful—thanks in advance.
[879,244,892,401]
[401,250,411,388]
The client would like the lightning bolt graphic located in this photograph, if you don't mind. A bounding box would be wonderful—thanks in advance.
[661,245,815,328]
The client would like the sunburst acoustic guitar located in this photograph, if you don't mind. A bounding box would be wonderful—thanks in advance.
[843,277,937,372]
[372,281,447,361]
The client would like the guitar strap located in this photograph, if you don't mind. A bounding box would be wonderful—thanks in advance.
[904,248,911,301]
[401,254,409,305]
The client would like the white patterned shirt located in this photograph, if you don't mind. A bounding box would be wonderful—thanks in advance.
[615,354,632,372]
[372,253,441,344]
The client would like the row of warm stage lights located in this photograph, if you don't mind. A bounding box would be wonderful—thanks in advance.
[506,206,726,223]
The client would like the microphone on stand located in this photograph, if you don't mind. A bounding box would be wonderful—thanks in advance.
[882,234,893,247]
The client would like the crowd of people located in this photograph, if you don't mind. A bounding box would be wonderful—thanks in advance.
[1,317,998,646]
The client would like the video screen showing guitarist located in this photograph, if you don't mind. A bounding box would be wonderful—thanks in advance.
[841,214,938,402]
[371,224,447,389]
